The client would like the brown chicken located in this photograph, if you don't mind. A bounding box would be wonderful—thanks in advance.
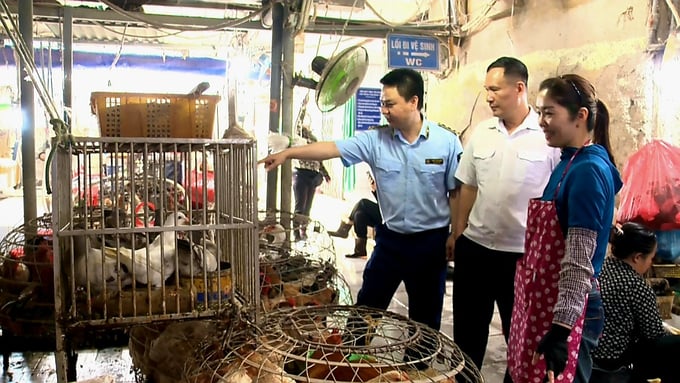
[23,235,54,299]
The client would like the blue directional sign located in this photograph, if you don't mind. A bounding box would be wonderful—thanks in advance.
[387,34,440,71]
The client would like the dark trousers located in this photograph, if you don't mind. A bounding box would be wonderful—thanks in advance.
[349,198,381,238]
[590,366,632,383]
[453,235,520,382]
[356,225,448,330]
[575,286,605,383]
[293,168,322,216]
[593,334,680,383]
[632,334,680,383]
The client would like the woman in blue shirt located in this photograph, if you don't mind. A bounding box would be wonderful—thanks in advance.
[508,74,622,383]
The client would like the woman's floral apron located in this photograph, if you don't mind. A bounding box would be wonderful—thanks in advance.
[507,148,588,383]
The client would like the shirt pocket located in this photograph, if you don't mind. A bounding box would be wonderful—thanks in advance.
[418,163,446,190]
[374,159,403,191]
[472,147,496,178]
[512,150,549,185]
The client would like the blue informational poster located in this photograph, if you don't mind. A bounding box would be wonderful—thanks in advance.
[355,87,382,132]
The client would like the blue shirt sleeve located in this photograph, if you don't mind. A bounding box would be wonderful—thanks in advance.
[564,162,609,232]
[334,130,379,167]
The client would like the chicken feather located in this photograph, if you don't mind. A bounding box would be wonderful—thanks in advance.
[109,211,189,287]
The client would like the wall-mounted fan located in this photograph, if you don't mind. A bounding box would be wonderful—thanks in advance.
[293,45,369,113]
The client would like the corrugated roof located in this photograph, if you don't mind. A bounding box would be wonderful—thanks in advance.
[1,0,450,56]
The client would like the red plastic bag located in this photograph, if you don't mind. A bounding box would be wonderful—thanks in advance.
[616,140,680,230]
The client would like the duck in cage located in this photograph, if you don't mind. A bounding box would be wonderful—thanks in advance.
[67,211,237,316]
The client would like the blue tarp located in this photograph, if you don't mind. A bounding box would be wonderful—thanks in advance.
[0,46,228,76]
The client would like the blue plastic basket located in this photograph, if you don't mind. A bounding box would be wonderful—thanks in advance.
[656,230,680,263]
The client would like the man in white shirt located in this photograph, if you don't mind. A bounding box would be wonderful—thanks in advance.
[452,57,560,382]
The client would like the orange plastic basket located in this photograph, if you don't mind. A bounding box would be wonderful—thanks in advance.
[90,92,220,138]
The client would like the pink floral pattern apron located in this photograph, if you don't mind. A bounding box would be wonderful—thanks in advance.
[508,149,588,383]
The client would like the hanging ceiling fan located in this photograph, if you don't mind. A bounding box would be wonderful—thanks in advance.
[268,44,369,153]
[292,44,369,113]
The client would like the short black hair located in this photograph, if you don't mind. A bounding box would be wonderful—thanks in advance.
[487,56,529,86]
[380,68,424,110]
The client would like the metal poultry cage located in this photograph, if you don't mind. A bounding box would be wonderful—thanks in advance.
[258,209,336,263]
[51,136,258,382]
[126,305,484,382]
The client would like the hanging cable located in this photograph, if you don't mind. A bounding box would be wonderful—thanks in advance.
[330,0,360,58]
[107,23,128,87]
[293,0,314,35]
[294,93,310,138]
[99,0,272,32]
[364,0,428,28]
[0,0,72,194]
[0,2,59,120]
[110,23,128,70]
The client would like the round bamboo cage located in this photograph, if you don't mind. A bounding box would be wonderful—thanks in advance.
[144,305,485,383]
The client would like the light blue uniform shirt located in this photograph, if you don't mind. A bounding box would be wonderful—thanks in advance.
[335,119,463,234]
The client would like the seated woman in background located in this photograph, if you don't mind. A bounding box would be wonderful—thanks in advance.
[328,172,381,259]
[591,222,680,383]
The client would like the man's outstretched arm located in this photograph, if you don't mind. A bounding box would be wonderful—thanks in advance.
[258,141,341,171]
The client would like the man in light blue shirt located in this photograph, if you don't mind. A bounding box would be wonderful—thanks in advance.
[260,68,463,332]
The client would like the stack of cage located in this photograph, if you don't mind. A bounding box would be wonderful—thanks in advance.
[257,210,351,313]
[51,136,257,382]
[259,251,352,313]
[0,215,62,368]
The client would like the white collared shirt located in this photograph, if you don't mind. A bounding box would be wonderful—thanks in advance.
[455,110,561,252]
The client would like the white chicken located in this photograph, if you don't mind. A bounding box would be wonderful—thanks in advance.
[73,234,133,294]
[114,211,189,287]
[260,224,286,247]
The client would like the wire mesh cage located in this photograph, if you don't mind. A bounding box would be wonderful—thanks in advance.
[51,137,258,382]
[0,213,139,371]
[239,305,483,382]
[0,214,55,339]
[259,210,335,263]
[128,315,237,383]
[258,210,349,313]
[134,305,483,383]
[260,254,353,313]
